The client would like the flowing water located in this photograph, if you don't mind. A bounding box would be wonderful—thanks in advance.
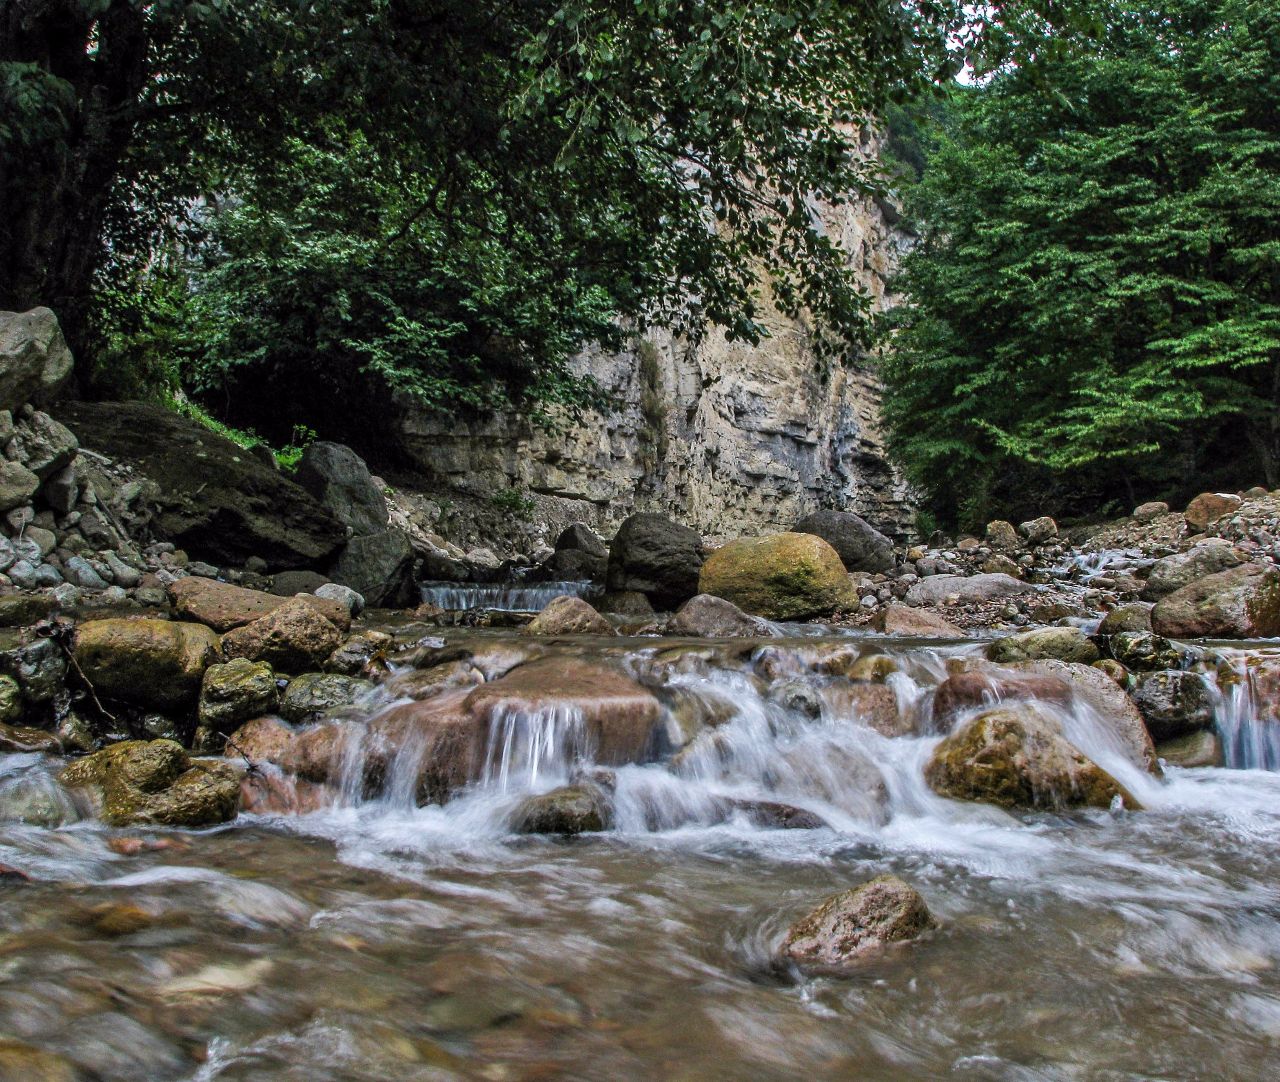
[2,630,1280,1080]
[418,581,599,613]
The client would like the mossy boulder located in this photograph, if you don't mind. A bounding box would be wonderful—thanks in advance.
[73,618,220,710]
[780,874,937,970]
[198,658,279,733]
[279,671,373,724]
[698,533,853,620]
[924,705,1139,811]
[987,627,1100,665]
[60,739,240,827]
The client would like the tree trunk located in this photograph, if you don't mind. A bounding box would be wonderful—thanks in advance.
[1245,357,1280,489]
[0,1,150,360]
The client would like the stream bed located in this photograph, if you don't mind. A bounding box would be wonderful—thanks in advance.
[2,629,1279,1080]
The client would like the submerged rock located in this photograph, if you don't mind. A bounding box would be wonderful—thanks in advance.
[0,722,61,755]
[523,595,616,636]
[73,618,219,710]
[1150,564,1280,639]
[698,533,853,620]
[1157,729,1223,768]
[60,739,240,827]
[512,783,612,835]
[780,874,937,969]
[924,705,1138,811]
[931,670,1072,728]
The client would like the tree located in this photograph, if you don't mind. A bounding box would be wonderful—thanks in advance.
[882,0,1280,528]
[2,0,975,407]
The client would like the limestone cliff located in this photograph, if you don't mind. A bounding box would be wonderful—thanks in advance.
[395,157,915,545]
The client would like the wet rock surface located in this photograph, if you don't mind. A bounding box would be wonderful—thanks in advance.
[780,875,937,969]
[698,532,853,620]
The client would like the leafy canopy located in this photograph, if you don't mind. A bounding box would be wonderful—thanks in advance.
[882,0,1280,527]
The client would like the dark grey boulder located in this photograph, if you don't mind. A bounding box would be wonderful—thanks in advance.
[294,441,389,537]
[793,509,893,573]
[606,513,703,609]
[330,527,416,607]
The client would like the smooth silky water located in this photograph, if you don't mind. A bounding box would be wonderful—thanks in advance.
[2,629,1279,1080]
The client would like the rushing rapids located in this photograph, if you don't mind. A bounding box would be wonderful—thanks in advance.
[2,626,1280,1079]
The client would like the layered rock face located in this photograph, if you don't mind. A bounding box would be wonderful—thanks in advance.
[396,153,914,543]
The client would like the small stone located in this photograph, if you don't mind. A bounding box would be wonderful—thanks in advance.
[780,874,937,970]
[1133,501,1169,523]
[64,555,108,590]
[104,551,142,588]
[985,520,1020,552]
[24,525,55,557]
[0,461,39,512]
[314,582,365,616]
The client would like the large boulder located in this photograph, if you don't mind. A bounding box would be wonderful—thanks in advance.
[55,401,345,569]
[1141,544,1245,600]
[523,595,616,636]
[987,627,1100,665]
[670,594,777,638]
[605,513,704,609]
[169,576,350,633]
[10,411,78,480]
[1150,564,1280,639]
[924,705,1138,811]
[1184,492,1242,532]
[1130,670,1214,741]
[293,441,389,536]
[0,461,39,512]
[0,307,74,411]
[541,524,609,582]
[329,527,416,608]
[1097,604,1153,635]
[60,739,239,827]
[780,875,936,970]
[792,510,893,573]
[221,597,342,674]
[73,618,220,710]
[873,604,964,637]
[279,672,373,725]
[698,533,853,620]
[1006,659,1160,774]
[465,658,665,766]
[904,573,1036,607]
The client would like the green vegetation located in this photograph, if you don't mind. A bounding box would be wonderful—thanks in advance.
[166,395,314,472]
[490,488,537,519]
[882,0,1280,529]
[1,0,1033,455]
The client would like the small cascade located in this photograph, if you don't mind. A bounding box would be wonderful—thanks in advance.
[418,580,599,612]
[482,705,591,792]
[1215,656,1280,770]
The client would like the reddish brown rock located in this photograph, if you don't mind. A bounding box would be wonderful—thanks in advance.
[821,683,912,737]
[523,595,616,637]
[0,722,61,754]
[1150,564,1280,639]
[170,576,350,633]
[1184,492,1243,532]
[873,605,964,637]
[221,597,343,674]
[931,670,1072,727]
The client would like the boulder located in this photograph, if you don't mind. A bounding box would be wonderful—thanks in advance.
[556,523,609,559]
[792,510,893,573]
[698,533,853,620]
[542,524,609,581]
[821,682,911,737]
[931,670,1072,727]
[1133,501,1170,523]
[924,705,1138,810]
[169,576,351,633]
[55,401,345,569]
[1130,671,1214,741]
[465,658,664,766]
[293,441,389,536]
[605,513,704,609]
[1019,516,1058,544]
[0,460,39,512]
[0,591,57,628]
[904,573,1035,607]
[1184,492,1242,532]
[279,672,373,724]
[1157,729,1223,768]
[0,674,20,723]
[1141,544,1245,600]
[0,632,66,702]
[60,739,239,826]
[269,569,330,597]
[1006,659,1160,774]
[198,658,279,733]
[873,605,964,637]
[523,595,616,636]
[0,307,74,410]
[985,520,1020,552]
[10,411,78,479]
[1098,604,1153,635]
[987,627,1100,665]
[670,594,776,638]
[73,618,219,710]
[780,874,936,969]
[329,527,416,608]
[221,598,342,674]
[1108,631,1184,672]
[325,628,393,677]
[1150,564,1280,639]
[314,582,365,616]
[512,783,612,835]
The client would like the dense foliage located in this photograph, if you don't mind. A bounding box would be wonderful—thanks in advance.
[3,0,1018,451]
[883,0,1280,528]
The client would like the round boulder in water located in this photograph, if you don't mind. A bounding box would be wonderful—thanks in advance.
[1108,631,1185,672]
[780,874,937,970]
[987,627,1100,665]
[512,783,612,835]
[670,593,776,638]
[523,595,616,637]
[1130,670,1214,741]
[925,704,1139,811]
[605,513,704,610]
[698,533,853,620]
